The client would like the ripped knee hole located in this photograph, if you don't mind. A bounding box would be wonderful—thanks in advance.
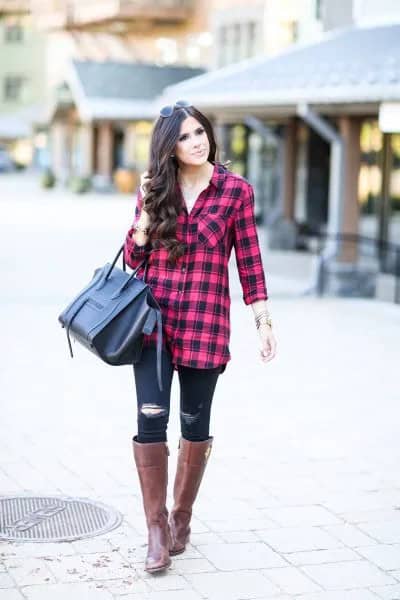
[140,404,168,418]
[180,410,200,424]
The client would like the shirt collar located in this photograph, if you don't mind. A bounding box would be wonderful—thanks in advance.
[209,161,227,192]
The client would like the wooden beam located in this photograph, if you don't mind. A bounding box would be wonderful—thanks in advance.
[338,116,361,262]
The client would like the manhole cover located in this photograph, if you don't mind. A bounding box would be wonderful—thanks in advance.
[0,496,123,542]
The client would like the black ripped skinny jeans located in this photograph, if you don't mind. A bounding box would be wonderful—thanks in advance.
[133,344,222,444]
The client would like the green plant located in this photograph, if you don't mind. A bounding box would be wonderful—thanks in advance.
[69,175,91,194]
[40,169,56,188]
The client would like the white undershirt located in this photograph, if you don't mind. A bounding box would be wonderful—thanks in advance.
[185,199,196,214]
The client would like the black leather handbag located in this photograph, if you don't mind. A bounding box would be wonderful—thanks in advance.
[58,244,164,391]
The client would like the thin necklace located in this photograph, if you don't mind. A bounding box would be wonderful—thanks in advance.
[178,165,213,212]
[178,163,213,189]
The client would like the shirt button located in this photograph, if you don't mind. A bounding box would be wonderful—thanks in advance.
[181,266,186,272]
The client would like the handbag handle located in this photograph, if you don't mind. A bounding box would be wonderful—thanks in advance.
[97,244,150,292]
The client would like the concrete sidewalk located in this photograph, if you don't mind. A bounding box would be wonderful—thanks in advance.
[1,173,400,600]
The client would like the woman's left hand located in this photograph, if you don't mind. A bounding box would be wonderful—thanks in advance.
[258,324,277,363]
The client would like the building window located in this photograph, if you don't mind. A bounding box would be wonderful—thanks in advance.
[288,20,298,43]
[315,0,324,20]
[246,21,260,57]
[217,25,228,67]
[359,120,382,217]
[4,76,25,101]
[216,20,260,67]
[233,23,241,61]
[4,20,24,43]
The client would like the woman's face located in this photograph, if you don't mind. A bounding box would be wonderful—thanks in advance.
[174,116,210,167]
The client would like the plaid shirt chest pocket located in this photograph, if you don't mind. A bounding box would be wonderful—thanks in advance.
[197,206,231,248]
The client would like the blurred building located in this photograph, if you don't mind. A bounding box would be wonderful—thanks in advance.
[165,0,400,298]
[0,0,47,164]
[29,0,213,183]
[48,60,203,184]
[211,0,323,68]
[31,0,212,74]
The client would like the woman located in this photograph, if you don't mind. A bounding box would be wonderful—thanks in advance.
[124,101,277,574]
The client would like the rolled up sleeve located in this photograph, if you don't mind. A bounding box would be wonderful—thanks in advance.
[124,188,152,269]
[233,183,268,305]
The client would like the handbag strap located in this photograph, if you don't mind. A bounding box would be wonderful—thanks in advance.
[155,308,163,391]
[135,257,163,391]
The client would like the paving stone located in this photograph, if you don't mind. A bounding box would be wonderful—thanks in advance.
[301,560,397,589]
[82,552,136,582]
[4,557,56,586]
[113,592,202,600]
[219,530,261,543]
[195,498,260,520]
[43,551,135,584]
[205,517,277,532]
[190,532,224,545]
[256,526,343,553]
[262,565,322,594]
[198,541,287,570]
[102,575,150,596]
[245,597,292,600]
[261,505,343,527]
[285,547,361,566]
[322,491,400,514]
[44,554,90,583]
[357,545,400,571]
[187,517,210,534]
[170,545,203,560]
[0,590,25,600]
[21,582,114,600]
[358,521,400,545]
[295,591,382,600]
[322,523,378,547]
[71,537,116,555]
[1,464,57,492]
[340,509,400,524]
[170,558,216,574]
[2,541,76,559]
[370,583,400,599]
[0,571,16,588]
[0,470,23,492]
[141,572,192,592]
[185,570,279,599]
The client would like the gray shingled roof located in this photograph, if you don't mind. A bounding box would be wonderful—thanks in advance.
[164,24,400,109]
[59,60,205,121]
[73,60,204,100]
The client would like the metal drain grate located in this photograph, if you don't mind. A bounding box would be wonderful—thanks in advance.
[0,496,123,542]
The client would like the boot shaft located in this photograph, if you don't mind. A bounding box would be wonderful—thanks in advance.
[173,437,213,511]
[132,437,169,525]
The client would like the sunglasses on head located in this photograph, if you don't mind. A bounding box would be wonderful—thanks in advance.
[159,100,192,118]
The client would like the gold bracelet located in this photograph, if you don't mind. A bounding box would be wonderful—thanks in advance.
[255,310,271,323]
[256,316,272,329]
[255,310,269,321]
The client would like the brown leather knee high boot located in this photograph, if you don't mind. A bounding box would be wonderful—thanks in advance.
[169,436,213,555]
[132,436,172,573]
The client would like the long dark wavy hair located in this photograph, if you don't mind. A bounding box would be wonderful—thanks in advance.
[142,106,218,265]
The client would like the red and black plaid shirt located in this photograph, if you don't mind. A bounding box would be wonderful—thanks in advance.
[124,162,268,372]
